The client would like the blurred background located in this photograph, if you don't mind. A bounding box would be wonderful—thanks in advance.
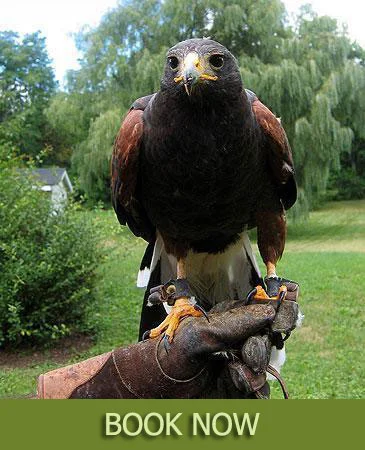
[0,0,364,399]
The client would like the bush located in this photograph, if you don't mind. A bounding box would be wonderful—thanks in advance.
[0,150,101,347]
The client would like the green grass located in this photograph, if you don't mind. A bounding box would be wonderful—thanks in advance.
[1,200,364,398]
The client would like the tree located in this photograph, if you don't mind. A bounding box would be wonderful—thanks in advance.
[239,5,361,211]
[71,109,121,203]
[328,59,365,199]
[0,31,56,158]
[53,0,365,209]
[63,0,293,204]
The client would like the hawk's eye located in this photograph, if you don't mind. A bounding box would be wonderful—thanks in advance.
[209,54,224,69]
[168,56,179,71]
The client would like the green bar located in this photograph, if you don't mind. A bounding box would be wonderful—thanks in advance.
[0,399,362,449]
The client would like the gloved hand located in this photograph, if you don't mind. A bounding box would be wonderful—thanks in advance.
[38,303,277,399]
[226,278,300,398]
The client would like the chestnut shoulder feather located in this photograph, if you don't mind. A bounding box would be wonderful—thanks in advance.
[111,95,156,241]
[249,91,297,210]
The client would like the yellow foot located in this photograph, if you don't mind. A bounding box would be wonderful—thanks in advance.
[147,297,203,343]
[248,284,287,304]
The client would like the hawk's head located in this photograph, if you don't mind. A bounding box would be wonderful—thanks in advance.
[161,38,243,99]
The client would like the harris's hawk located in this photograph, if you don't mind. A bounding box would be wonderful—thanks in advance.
[111,38,297,345]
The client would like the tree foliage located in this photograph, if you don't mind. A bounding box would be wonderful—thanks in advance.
[0,147,101,347]
[0,31,56,159]
[71,109,121,203]
[46,0,365,209]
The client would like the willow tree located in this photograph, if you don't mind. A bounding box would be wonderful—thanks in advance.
[49,0,365,208]
[71,109,121,203]
[330,60,365,193]
[239,6,362,213]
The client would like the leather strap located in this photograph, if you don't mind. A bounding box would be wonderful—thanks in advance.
[266,364,290,399]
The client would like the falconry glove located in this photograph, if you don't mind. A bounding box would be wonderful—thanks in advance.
[38,303,281,399]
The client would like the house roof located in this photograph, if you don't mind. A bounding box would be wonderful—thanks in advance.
[28,168,73,192]
[30,168,67,186]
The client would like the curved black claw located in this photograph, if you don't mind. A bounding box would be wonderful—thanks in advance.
[282,331,291,342]
[246,287,258,303]
[278,288,287,304]
[163,335,171,353]
[142,330,151,341]
[194,303,210,322]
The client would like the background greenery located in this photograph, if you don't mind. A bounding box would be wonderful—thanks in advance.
[1,200,364,398]
[0,152,101,347]
[1,0,365,209]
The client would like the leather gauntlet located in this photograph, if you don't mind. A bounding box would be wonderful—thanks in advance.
[38,304,276,399]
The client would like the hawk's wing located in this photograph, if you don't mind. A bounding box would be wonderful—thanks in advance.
[111,95,155,242]
[248,90,297,210]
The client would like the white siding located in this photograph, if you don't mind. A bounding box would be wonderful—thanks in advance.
[51,181,68,211]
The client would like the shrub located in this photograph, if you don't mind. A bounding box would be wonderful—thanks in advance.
[0,149,101,347]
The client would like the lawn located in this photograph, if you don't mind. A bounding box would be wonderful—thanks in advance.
[1,200,364,399]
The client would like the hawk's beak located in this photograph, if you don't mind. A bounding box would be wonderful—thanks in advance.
[183,77,194,96]
[173,52,218,96]
[182,52,202,96]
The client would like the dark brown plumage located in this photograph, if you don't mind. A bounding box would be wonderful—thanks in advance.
[111,38,296,340]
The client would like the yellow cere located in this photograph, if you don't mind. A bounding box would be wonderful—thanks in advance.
[200,74,218,81]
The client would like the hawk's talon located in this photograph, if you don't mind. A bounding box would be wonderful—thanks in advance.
[143,296,204,344]
[162,335,171,353]
[282,331,291,342]
[142,330,151,341]
[278,288,287,303]
[194,303,210,322]
[248,284,287,304]
[246,287,258,303]
[144,279,207,343]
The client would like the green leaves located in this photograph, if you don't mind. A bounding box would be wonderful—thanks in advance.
[71,108,122,204]
[42,0,365,208]
[0,152,102,347]
[0,31,56,158]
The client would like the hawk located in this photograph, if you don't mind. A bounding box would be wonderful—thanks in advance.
[111,38,296,344]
